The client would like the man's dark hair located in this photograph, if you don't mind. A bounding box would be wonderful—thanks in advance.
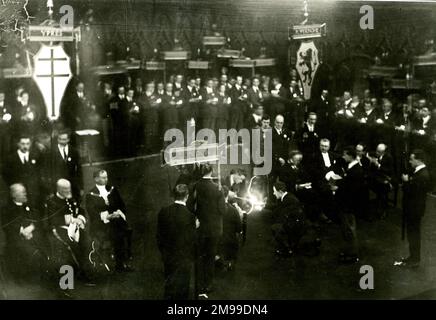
[343,146,357,159]
[274,181,287,193]
[201,163,213,176]
[18,134,31,142]
[261,114,270,121]
[93,169,107,178]
[174,184,189,201]
[57,129,71,137]
[411,149,426,163]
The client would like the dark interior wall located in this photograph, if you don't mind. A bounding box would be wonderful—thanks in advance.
[1,0,436,95]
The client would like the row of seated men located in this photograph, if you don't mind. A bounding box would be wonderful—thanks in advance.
[0,168,133,292]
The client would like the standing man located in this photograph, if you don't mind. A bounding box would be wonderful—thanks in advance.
[157,184,197,300]
[48,130,83,200]
[2,135,43,210]
[335,147,365,263]
[187,164,225,298]
[85,169,133,272]
[298,112,321,157]
[397,150,431,268]
[229,75,248,131]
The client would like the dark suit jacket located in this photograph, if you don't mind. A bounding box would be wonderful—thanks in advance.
[297,123,322,156]
[272,128,291,164]
[369,153,394,184]
[336,162,365,211]
[274,192,304,227]
[403,167,431,218]
[187,178,225,238]
[247,87,264,107]
[157,203,196,262]
[85,185,126,234]
[45,194,84,231]
[2,150,42,187]
[1,201,39,246]
[277,162,311,193]
[245,114,261,130]
[222,202,242,244]
[309,151,338,184]
[47,144,82,192]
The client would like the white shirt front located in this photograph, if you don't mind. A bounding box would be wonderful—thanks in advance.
[17,150,29,164]
[96,185,110,203]
[58,144,69,160]
[423,115,430,128]
[253,113,262,123]
[307,123,314,132]
[414,164,426,174]
[348,160,360,170]
[321,152,331,168]
[174,200,186,206]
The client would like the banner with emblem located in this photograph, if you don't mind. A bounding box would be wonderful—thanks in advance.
[295,41,319,100]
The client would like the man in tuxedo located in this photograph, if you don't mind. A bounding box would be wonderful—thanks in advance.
[47,130,83,200]
[182,78,201,130]
[187,164,225,298]
[11,91,44,136]
[335,146,365,263]
[357,99,379,125]
[271,181,305,257]
[199,79,218,132]
[229,75,248,130]
[247,77,264,109]
[368,143,394,219]
[309,139,337,223]
[310,89,331,127]
[157,184,197,300]
[1,184,45,283]
[141,82,162,153]
[298,112,321,157]
[61,81,89,131]
[272,115,291,176]
[109,86,130,156]
[85,170,133,272]
[2,136,43,210]
[126,88,142,155]
[397,150,431,268]
[377,98,398,128]
[96,82,114,148]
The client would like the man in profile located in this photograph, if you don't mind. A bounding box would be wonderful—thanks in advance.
[397,149,431,268]
[157,184,197,300]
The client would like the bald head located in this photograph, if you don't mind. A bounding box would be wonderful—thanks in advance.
[376,143,387,157]
[10,183,27,203]
[274,115,284,130]
[57,179,72,199]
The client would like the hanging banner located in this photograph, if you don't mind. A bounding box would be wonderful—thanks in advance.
[295,41,319,100]
[33,45,72,120]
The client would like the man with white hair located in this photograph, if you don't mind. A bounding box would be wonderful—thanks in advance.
[368,143,394,219]
[45,179,89,276]
[2,183,45,282]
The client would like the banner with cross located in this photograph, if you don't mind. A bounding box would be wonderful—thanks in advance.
[32,45,72,121]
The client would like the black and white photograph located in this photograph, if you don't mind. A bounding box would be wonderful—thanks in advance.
[0,0,436,305]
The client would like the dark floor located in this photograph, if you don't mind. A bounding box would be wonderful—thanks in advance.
[1,155,436,300]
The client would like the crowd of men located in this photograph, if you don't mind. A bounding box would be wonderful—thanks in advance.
[0,70,435,299]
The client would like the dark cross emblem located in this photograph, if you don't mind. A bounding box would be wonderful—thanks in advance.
[35,48,71,118]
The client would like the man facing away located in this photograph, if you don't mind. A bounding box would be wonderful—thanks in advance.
[157,184,197,300]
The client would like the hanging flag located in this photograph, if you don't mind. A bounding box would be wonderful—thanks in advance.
[295,41,319,100]
[32,45,72,120]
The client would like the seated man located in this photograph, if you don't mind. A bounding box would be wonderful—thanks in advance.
[46,179,90,280]
[1,184,46,283]
[276,150,318,223]
[85,169,133,272]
